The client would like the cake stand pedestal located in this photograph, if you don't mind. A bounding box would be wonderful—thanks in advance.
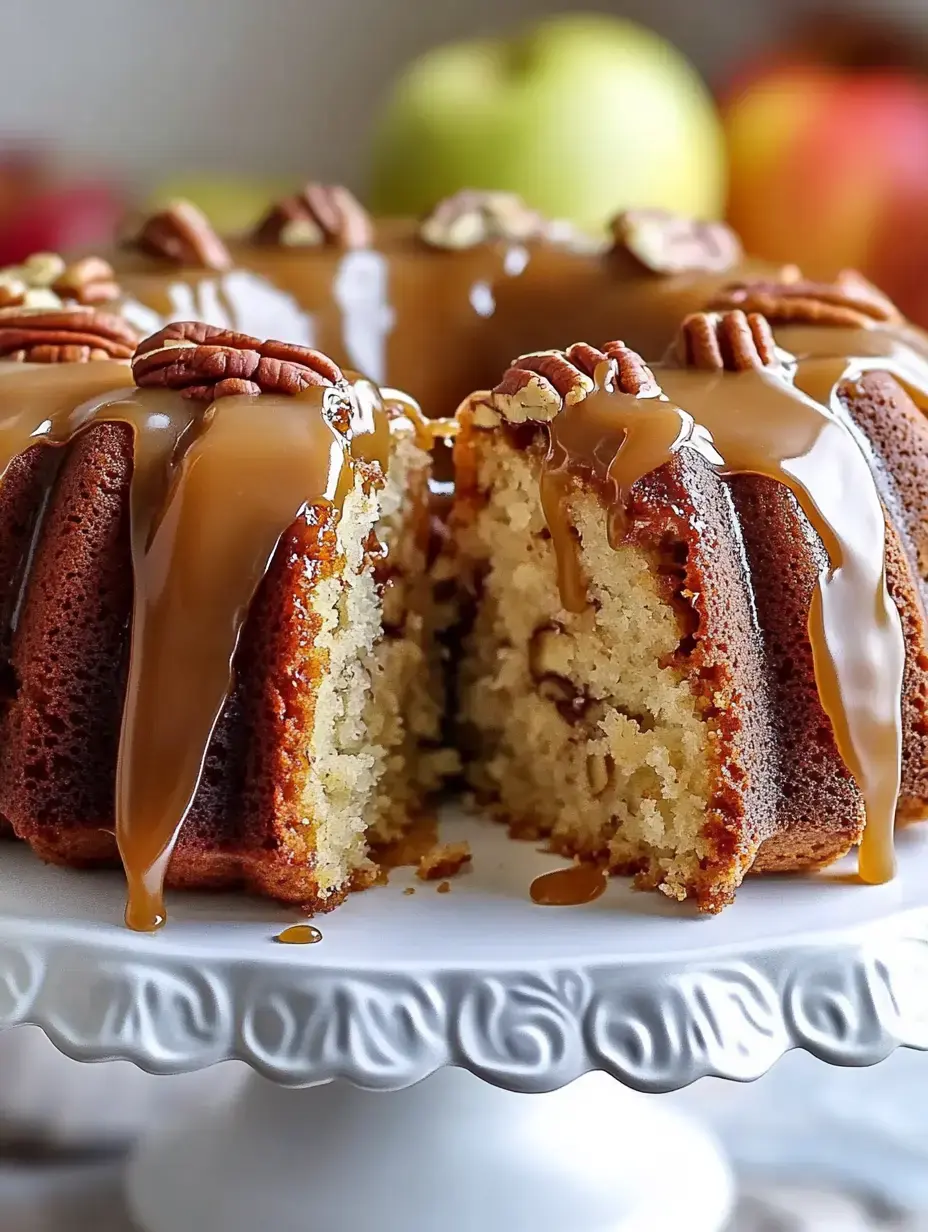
[3,808,928,1232]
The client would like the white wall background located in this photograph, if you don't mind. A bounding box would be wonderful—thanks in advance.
[5,0,928,192]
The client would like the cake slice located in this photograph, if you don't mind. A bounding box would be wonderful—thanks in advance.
[0,312,446,927]
[449,310,926,911]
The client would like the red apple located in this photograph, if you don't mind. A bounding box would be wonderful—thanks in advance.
[0,183,126,267]
[723,63,928,325]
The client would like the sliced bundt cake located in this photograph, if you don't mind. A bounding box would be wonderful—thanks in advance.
[4,234,928,925]
[449,296,928,911]
[0,309,447,929]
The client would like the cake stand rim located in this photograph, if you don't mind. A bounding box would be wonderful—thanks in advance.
[2,814,928,1093]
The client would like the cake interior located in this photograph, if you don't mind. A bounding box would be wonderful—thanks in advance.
[453,432,718,903]
[237,416,443,902]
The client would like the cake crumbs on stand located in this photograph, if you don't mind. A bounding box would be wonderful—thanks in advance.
[416,841,472,881]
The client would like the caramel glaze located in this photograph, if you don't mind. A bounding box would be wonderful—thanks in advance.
[0,360,434,932]
[275,923,322,944]
[529,336,928,886]
[112,227,783,420]
[530,864,607,906]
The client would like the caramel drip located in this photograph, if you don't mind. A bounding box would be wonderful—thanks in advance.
[115,227,787,423]
[117,389,344,930]
[0,361,136,457]
[536,357,906,886]
[783,334,928,883]
[540,361,717,612]
[275,924,323,944]
[117,381,394,933]
[0,359,395,932]
[530,864,607,906]
[664,365,903,884]
[379,386,458,453]
[775,323,928,370]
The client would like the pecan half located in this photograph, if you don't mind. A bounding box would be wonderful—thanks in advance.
[52,256,121,306]
[611,209,742,275]
[420,190,547,250]
[0,252,67,310]
[130,200,232,271]
[488,340,659,424]
[674,310,779,371]
[0,307,139,362]
[710,270,901,329]
[252,182,372,249]
[132,320,344,399]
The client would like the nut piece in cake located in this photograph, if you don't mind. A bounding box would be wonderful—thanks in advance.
[0,306,138,362]
[132,320,344,399]
[710,271,902,328]
[252,183,373,249]
[52,256,121,306]
[416,841,473,881]
[672,310,779,371]
[420,190,546,249]
[129,200,232,271]
[485,340,659,425]
[611,209,742,275]
[0,253,121,311]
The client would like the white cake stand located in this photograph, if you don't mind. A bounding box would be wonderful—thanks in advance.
[3,807,928,1232]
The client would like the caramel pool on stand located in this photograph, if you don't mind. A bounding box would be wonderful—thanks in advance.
[275,924,323,945]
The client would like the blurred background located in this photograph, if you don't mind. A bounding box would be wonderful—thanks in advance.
[5,0,928,320]
[6,0,928,1228]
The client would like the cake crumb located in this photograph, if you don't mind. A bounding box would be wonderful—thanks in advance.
[350,858,382,892]
[403,886,416,896]
[509,818,544,842]
[416,840,472,881]
[373,815,439,870]
[437,881,451,894]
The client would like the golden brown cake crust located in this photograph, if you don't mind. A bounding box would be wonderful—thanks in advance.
[0,420,403,914]
[837,370,928,815]
[449,323,928,907]
[731,472,864,874]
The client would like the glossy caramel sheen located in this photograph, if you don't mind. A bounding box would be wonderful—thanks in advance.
[520,332,928,887]
[275,924,323,944]
[530,864,608,906]
[0,361,405,931]
[113,226,777,417]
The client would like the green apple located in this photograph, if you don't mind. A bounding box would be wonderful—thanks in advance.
[369,14,726,231]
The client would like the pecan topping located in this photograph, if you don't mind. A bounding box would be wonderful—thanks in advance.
[488,340,659,424]
[130,200,232,271]
[420,190,547,250]
[0,252,67,310]
[710,270,901,329]
[611,209,742,275]
[52,256,121,306]
[0,307,139,362]
[132,321,344,400]
[674,310,779,371]
[252,182,372,249]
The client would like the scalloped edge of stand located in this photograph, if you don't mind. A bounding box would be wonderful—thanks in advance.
[3,813,928,1092]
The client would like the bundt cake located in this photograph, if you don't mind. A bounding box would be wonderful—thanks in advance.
[0,308,447,930]
[449,288,928,911]
[98,192,791,420]
[2,197,928,926]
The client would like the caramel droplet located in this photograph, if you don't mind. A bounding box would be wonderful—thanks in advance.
[530,864,607,906]
[275,924,323,945]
